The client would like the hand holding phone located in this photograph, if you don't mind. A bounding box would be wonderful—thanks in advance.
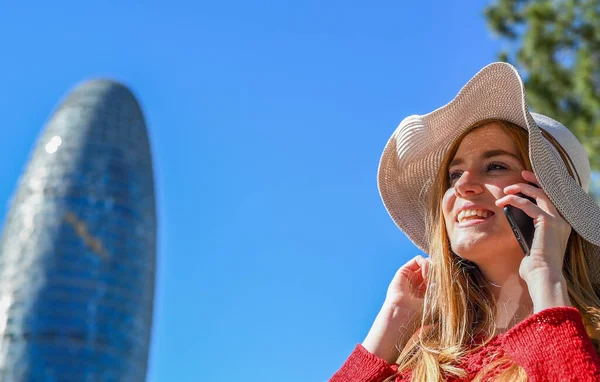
[503,184,538,256]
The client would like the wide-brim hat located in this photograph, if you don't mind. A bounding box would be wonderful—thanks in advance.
[378,62,600,284]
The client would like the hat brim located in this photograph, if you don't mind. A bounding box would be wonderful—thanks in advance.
[377,62,600,283]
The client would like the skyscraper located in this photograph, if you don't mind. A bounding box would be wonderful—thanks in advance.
[0,80,157,381]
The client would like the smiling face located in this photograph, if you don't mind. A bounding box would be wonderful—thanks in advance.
[441,122,529,263]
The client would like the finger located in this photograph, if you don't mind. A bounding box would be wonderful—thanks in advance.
[521,170,540,186]
[416,280,428,294]
[502,182,559,217]
[421,258,430,281]
[495,193,551,220]
[397,255,431,290]
[502,183,543,200]
[401,267,426,292]
[402,255,426,273]
[393,256,424,286]
[418,262,431,293]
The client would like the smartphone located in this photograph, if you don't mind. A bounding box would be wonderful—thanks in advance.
[503,186,537,256]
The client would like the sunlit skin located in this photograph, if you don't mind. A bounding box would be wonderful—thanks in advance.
[442,124,527,272]
[442,123,538,330]
[362,122,574,360]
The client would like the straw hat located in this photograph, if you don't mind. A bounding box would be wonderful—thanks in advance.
[377,62,600,284]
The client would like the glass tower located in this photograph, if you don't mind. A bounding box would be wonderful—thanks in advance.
[0,80,157,381]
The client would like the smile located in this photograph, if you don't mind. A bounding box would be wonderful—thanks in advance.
[457,209,493,223]
[456,209,495,227]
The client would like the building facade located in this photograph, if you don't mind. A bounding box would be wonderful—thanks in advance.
[0,80,157,381]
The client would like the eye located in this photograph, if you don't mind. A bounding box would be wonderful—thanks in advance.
[487,161,508,171]
[448,170,462,185]
[449,171,462,180]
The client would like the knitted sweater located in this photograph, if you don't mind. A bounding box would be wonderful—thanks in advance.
[330,307,600,381]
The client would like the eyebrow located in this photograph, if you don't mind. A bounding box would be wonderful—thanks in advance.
[449,149,521,168]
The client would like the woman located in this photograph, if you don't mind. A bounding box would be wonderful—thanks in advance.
[330,63,600,381]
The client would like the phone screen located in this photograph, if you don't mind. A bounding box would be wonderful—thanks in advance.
[503,189,537,255]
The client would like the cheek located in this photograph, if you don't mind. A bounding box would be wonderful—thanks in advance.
[441,188,455,226]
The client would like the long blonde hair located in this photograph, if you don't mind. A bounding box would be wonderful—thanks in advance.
[389,120,600,381]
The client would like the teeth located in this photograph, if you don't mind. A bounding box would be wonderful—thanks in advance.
[458,209,491,223]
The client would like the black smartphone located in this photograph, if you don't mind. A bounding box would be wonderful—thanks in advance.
[503,186,537,256]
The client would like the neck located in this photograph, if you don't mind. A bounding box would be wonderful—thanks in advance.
[477,253,534,334]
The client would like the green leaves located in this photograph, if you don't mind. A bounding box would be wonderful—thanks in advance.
[485,0,600,200]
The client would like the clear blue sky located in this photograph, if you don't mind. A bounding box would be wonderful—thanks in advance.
[0,2,503,381]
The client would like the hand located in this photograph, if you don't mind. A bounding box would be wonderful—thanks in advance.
[385,255,430,315]
[362,255,430,363]
[495,170,572,311]
[495,170,572,280]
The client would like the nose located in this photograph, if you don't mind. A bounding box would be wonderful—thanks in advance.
[453,171,484,197]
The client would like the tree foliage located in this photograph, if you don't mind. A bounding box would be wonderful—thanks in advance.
[485,0,600,201]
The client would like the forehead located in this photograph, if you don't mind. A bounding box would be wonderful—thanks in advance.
[453,123,518,157]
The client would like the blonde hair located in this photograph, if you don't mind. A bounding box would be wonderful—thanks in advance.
[387,119,600,381]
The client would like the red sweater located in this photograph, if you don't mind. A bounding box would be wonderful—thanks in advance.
[330,307,600,381]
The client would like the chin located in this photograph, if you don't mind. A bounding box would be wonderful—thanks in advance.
[450,234,523,266]
[450,236,494,262]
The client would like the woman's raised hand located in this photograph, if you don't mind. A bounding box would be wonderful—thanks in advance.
[362,255,430,364]
[385,255,430,311]
[496,170,572,312]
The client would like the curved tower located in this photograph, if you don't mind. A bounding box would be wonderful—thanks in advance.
[0,80,156,381]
